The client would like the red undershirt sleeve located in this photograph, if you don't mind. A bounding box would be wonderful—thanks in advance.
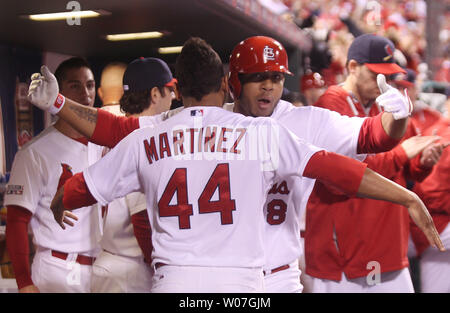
[303,150,367,196]
[90,109,140,148]
[363,144,409,179]
[6,205,33,290]
[130,210,153,265]
[62,173,97,210]
[405,153,433,182]
[357,113,400,154]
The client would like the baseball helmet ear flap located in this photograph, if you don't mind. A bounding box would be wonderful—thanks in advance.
[228,71,241,101]
[228,36,293,100]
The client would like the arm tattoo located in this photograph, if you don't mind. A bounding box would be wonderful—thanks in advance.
[69,104,98,125]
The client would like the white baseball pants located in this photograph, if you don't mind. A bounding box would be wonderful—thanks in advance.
[151,265,265,293]
[264,259,303,293]
[91,250,152,293]
[31,248,94,293]
[420,223,450,293]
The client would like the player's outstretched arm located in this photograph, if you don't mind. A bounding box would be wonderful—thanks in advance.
[57,97,98,138]
[28,65,98,138]
[357,167,444,252]
[303,150,444,252]
[377,74,412,140]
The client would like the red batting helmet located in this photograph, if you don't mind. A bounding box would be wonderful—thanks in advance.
[228,36,293,99]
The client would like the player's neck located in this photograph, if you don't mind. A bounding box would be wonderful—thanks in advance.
[138,104,159,117]
[182,92,224,108]
[342,76,372,108]
[53,118,85,140]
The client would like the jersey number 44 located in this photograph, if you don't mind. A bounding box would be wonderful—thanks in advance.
[158,163,236,229]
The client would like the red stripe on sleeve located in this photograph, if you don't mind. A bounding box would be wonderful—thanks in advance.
[62,173,97,210]
[6,205,33,289]
[91,109,140,148]
[303,151,367,196]
[357,113,400,154]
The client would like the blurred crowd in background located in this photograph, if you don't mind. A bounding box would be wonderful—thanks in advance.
[259,0,450,114]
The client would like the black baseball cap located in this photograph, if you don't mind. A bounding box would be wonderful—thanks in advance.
[123,57,177,92]
[347,34,406,75]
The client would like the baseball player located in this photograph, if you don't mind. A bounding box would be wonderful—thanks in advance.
[227,35,421,293]
[410,117,450,292]
[308,34,447,292]
[90,60,169,292]
[27,37,442,291]
[5,57,103,293]
[28,36,416,293]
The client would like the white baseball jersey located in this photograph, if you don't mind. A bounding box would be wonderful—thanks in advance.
[99,194,146,257]
[129,101,366,271]
[225,100,367,271]
[4,126,103,254]
[98,105,147,258]
[83,106,323,269]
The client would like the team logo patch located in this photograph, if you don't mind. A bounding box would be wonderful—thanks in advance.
[190,109,203,116]
[263,46,275,61]
[383,44,393,61]
[6,185,24,195]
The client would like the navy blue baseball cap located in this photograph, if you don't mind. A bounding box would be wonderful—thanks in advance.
[123,57,177,92]
[347,34,406,75]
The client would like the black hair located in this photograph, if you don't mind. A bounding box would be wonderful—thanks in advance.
[175,37,224,101]
[54,57,92,86]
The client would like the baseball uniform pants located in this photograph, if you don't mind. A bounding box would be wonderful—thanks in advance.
[91,250,152,293]
[31,247,95,292]
[151,265,265,293]
[420,223,450,293]
[264,259,303,293]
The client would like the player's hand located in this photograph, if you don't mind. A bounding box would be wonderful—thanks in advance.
[19,285,40,293]
[406,192,445,252]
[400,135,441,159]
[376,74,413,120]
[420,142,450,168]
[28,65,63,115]
[50,186,78,229]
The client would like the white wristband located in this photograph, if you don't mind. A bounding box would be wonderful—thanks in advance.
[49,94,65,115]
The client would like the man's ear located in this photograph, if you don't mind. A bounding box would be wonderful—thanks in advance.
[347,60,359,75]
[150,86,159,104]
[172,82,181,100]
[222,76,230,95]
[97,87,104,102]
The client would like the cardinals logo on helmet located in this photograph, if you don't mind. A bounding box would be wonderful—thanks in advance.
[263,46,275,61]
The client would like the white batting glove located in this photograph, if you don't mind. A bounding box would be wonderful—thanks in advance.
[376,74,413,120]
[28,65,65,115]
